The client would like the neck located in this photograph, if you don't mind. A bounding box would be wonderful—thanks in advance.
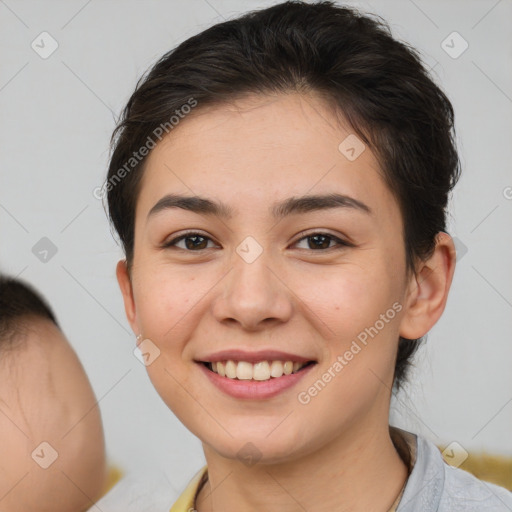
[195,424,409,512]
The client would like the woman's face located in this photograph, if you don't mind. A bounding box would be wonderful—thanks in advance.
[119,92,414,463]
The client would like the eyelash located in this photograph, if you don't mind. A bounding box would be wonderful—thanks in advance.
[161,230,352,252]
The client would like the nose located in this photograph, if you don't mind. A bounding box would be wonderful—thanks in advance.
[212,248,293,331]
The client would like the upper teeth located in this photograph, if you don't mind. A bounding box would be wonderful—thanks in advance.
[210,360,307,381]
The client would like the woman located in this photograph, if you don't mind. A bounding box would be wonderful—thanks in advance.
[97,1,512,510]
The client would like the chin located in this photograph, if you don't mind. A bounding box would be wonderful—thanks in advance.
[201,424,313,466]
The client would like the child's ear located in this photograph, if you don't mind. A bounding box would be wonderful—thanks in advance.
[116,259,138,334]
[399,232,457,340]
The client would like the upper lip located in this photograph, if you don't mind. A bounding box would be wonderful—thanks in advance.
[196,349,315,364]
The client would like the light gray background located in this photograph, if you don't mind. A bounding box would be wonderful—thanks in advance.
[1,0,511,490]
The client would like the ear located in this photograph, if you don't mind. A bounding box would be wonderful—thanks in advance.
[116,259,138,335]
[399,232,457,340]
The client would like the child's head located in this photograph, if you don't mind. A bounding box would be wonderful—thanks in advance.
[0,276,106,511]
[109,1,458,464]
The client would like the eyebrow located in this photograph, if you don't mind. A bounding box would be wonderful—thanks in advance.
[147,192,372,221]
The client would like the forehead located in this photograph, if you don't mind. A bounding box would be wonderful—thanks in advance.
[137,93,398,224]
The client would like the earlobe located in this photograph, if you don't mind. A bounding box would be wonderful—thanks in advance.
[116,260,138,334]
[399,232,457,340]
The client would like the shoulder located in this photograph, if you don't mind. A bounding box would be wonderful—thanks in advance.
[395,429,512,512]
[88,468,180,512]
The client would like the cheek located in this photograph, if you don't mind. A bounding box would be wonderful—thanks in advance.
[296,259,399,344]
[294,266,402,431]
[133,265,200,340]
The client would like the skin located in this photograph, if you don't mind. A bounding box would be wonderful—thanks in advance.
[117,92,456,511]
[0,317,107,512]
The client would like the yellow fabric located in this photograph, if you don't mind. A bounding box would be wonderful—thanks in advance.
[169,466,208,512]
[102,465,124,496]
[441,450,512,491]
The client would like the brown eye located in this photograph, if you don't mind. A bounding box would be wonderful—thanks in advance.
[163,232,215,251]
[294,232,350,251]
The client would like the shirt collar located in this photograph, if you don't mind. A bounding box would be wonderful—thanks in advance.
[169,465,208,512]
[394,428,445,512]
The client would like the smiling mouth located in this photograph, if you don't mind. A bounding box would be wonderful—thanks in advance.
[201,360,316,381]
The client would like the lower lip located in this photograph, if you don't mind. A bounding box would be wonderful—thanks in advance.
[197,362,315,400]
